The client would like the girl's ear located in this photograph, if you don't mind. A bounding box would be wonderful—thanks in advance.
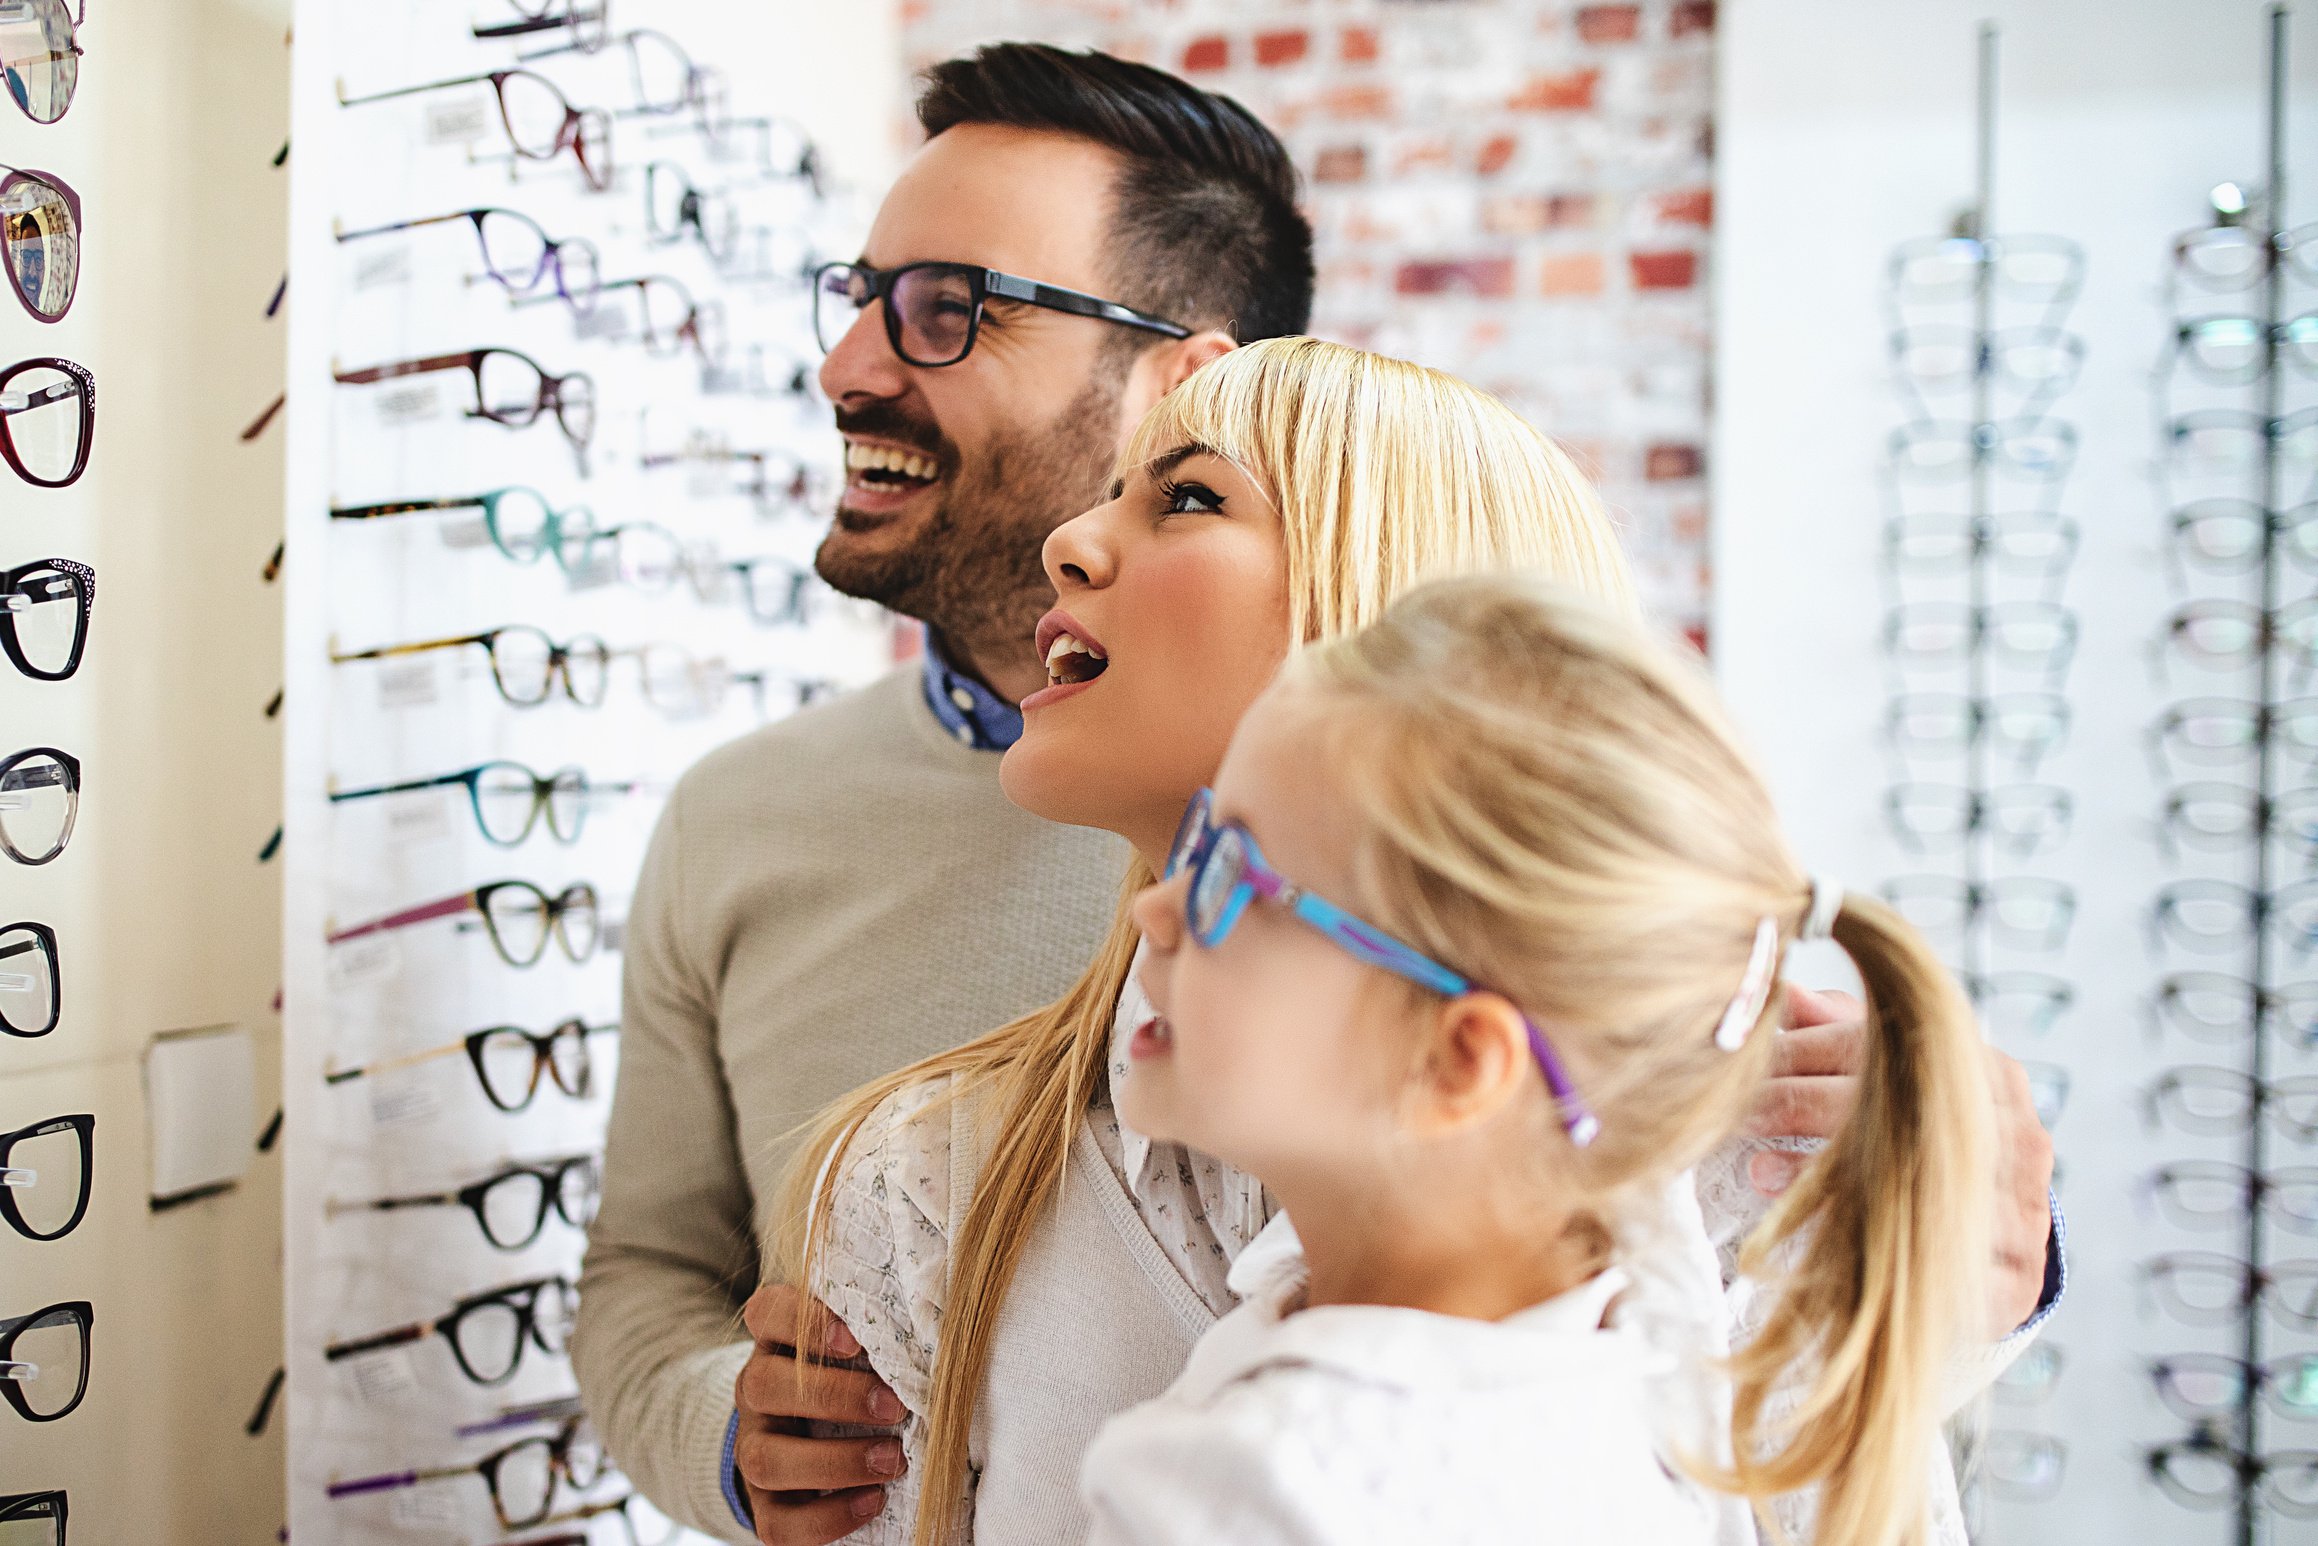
[1404,993,1536,1137]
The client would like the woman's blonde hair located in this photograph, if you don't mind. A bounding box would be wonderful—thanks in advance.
[774,336,1634,1545]
[1287,573,1993,1546]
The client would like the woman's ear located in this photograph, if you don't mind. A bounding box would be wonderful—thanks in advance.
[1404,993,1536,1138]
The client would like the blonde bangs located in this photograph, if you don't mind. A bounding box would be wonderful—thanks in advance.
[1122,336,1637,644]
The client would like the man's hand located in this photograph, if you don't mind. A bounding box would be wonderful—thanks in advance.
[734,1283,908,1546]
[1742,984,2057,1337]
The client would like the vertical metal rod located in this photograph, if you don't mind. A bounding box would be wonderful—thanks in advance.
[1968,21,1997,993]
[2241,8,2290,1546]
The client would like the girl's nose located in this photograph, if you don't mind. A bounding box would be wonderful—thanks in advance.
[1130,876,1187,956]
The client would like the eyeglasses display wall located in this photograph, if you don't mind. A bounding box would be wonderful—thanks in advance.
[1872,24,2083,1520]
[0,5,97,1543]
[1717,2,2318,1542]
[276,3,889,1541]
[2138,10,2318,1539]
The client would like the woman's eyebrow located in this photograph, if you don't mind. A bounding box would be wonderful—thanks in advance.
[1138,443,1219,483]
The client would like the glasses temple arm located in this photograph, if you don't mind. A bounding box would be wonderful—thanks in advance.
[323,1322,428,1361]
[334,351,479,386]
[337,73,497,108]
[323,1039,467,1084]
[326,1466,468,1499]
[329,769,479,803]
[329,495,485,521]
[329,630,494,664]
[326,891,481,946]
[983,271,1190,338]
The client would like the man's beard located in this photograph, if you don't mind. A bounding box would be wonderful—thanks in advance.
[815,371,1124,669]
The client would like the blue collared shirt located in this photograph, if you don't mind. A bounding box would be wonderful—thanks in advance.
[920,632,1022,751]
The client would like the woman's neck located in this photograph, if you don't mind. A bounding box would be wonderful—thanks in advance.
[1274,1167,1599,1323]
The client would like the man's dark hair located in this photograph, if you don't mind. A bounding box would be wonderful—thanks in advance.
[917,42,1314,346]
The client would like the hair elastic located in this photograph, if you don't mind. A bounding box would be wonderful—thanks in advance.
[1712,916,1781,1052]
[1800,875,1845,942]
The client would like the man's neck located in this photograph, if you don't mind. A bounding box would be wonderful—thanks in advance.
[928,624,1047,707]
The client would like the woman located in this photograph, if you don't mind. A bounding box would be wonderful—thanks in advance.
[775,337,2022,1546]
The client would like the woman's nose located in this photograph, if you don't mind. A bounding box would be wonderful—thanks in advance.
[1042,497,1120,593]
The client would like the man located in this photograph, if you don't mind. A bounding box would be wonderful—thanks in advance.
[576,42,2061,1546]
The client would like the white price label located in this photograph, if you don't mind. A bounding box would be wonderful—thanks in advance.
[369,1079,443,1128]
[376,658,438,710]
[351,246,411,291]
[326,934,400,992]
[387,1481,463,1531]
[374,384,442,425]
[344,1345,419,1405]
[424,95,492,145]
[385,795,453,845]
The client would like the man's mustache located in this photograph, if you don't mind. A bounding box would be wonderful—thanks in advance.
[834,403,952,463]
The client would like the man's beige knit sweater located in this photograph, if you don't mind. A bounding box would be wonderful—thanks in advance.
[572,667,1129,1539]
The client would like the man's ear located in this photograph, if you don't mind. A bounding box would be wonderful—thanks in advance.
[1404,993,1536,1139]
[1122,329,1238,420]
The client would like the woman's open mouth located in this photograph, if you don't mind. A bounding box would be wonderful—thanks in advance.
[1033,609,1110,690]
[1044,630,1108,686]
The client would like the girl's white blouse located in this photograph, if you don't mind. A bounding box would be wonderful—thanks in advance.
[1078,1221,1719,1546]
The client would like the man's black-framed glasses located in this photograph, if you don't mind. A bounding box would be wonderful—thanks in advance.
[813,260,1188,368]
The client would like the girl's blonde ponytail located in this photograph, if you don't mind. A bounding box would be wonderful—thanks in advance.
[1724,891,1994,1546]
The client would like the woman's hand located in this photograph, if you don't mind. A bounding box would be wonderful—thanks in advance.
[734,1283,909,1545]
[1742,985,2058,1338]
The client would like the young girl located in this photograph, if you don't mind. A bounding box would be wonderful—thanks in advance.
[1079,575,1994,1546]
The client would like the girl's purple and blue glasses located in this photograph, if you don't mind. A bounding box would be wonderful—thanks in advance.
[1165,787,1600,1147]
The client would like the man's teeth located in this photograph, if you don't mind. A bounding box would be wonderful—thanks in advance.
[845,442,939,481]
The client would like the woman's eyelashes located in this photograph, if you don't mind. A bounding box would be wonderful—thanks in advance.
[1157,478,1225,516]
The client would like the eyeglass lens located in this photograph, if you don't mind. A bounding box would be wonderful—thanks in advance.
[468,1022,597,1111]
[0,922,57,1036]
[0,1114,91,1241]
[0,749,77,865]
[0,171,77,321]
[0,1302,90,1420]
[0,359,92,486]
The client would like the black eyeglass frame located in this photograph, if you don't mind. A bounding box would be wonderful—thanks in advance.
[813,259,1190,368]
[0,919,58,1037]
[0,1112,91,1241]
[0,1298,90,1422]
[0,557,92,682]
[323,1276,575,1388]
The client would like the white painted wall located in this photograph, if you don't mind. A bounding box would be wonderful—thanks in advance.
[1717,2,2318,1541]
[1,0,295,1537]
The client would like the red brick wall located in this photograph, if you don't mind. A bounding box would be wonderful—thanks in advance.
[900,0,1716,638]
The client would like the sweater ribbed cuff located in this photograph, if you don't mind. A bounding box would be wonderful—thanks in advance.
[672,1340,759,1544]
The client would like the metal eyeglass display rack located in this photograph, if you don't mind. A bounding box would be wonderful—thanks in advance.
[2148,8,2313,1541]
[1878,23,2084,1511]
